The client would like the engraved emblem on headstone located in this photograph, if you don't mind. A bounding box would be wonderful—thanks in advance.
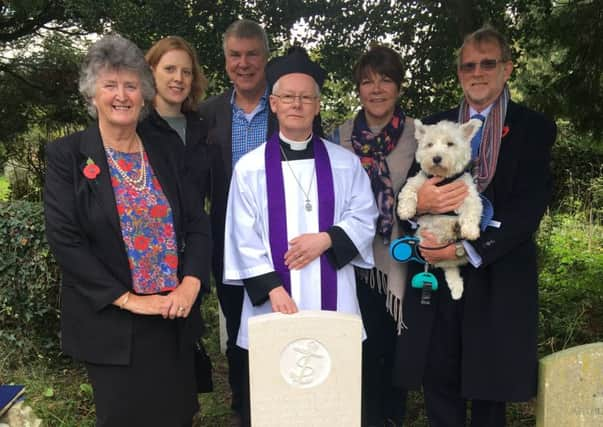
[248,311,362,426]
[280,338,331,389]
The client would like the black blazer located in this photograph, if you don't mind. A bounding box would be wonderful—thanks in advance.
[140,108,212,204]
[394,101,557,401]
[44,123,211,365]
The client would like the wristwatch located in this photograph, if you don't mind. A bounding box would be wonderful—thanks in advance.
[455,242,466,258]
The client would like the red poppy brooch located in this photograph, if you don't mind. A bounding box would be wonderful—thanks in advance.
[83,158,100,180]
[501,125,510,138]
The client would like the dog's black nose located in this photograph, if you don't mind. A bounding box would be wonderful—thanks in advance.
[432,156,442,164]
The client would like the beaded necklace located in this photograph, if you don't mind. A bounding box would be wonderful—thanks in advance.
[105,136,147,191]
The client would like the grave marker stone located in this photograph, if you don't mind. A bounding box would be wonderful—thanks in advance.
[536,342,603,426]
[248,310,362,427]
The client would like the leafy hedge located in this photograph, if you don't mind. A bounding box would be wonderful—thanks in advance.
[0,201,60,355]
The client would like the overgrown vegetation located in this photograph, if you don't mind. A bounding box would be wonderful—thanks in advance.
[0,175,10,201]
[0,201,60,363]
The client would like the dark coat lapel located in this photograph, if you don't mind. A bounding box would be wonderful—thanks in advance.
[142,134,182,234]
[216,89,234,179]
[79,125,121,234]
[481,101,521,205]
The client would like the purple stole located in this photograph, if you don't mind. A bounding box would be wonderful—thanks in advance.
[264,132,337,310]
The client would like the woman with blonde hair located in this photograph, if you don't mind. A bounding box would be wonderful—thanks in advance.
[141,36,215,199]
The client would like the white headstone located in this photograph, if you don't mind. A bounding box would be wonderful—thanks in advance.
[248,310,362,427]
[536,342,603,426]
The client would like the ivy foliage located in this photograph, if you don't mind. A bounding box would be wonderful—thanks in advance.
[0,201,60,353]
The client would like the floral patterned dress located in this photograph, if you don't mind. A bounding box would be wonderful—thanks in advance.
[105,147,179,294]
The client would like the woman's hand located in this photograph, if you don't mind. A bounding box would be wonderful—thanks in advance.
[165,276,201,319]
[416,177,468,215]
[120,293,172,316]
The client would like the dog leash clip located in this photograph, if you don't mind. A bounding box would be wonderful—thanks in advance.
[412,264,439,305]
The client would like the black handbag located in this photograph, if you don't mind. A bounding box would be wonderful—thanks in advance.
[194,339,213,393]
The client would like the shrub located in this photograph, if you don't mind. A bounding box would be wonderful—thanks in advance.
[550,126,603,218]
[537,211,603,355]
[0,201,61,359]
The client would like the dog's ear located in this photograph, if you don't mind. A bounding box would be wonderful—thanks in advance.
[414,119,426,139]
[461,118,482,141]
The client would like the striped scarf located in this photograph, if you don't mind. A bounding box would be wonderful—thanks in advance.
[459,84,510,192]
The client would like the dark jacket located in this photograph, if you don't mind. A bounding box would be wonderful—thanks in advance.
[393,101,556,401]
[139,108,213,208]
[44,123,211,365]
[198,89,277,285]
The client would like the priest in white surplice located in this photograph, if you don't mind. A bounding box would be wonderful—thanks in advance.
[223,47,378,353]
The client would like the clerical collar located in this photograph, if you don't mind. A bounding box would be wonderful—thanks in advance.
[279,131,312,151]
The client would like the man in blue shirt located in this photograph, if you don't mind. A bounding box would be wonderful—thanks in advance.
[199,19,274,420]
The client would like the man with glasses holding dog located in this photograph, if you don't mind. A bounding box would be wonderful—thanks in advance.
[394,25,556,426]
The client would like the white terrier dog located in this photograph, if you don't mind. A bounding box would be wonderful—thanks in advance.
[397,119,483,299]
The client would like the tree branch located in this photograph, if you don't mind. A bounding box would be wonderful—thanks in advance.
[0,1,65,43]
[0,64,46,90]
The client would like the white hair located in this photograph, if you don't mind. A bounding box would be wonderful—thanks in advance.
[272,76,321,97]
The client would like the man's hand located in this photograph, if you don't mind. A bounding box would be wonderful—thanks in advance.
[268,286,298,314]
[416,177,468,215]
[418,230,457,264]
[284,232,332,270]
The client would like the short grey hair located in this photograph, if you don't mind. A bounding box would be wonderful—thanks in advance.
[222,19,270,58]
[457,25,512,67]
[79,34,155,119]
[272,77,321,97]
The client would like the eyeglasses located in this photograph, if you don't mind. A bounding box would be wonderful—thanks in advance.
[272,94,319,104]
[459,59,504,73]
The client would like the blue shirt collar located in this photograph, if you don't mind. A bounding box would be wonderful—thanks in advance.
[230,87,269,114]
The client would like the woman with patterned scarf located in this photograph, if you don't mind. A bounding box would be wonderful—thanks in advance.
[329,45,415,427]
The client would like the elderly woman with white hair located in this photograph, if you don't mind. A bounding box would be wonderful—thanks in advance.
[43,34,211,426]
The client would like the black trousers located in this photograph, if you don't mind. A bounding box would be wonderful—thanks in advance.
[217,281,246,411]
[423,290,506,427]
[356,279,407,426]
[240,348,251,427]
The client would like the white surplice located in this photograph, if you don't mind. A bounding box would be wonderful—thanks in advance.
[223,139,378,349]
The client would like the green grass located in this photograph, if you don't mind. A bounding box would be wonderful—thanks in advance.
[0,175,10,201]
[0,290,541,427]
[0,291,233,427]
